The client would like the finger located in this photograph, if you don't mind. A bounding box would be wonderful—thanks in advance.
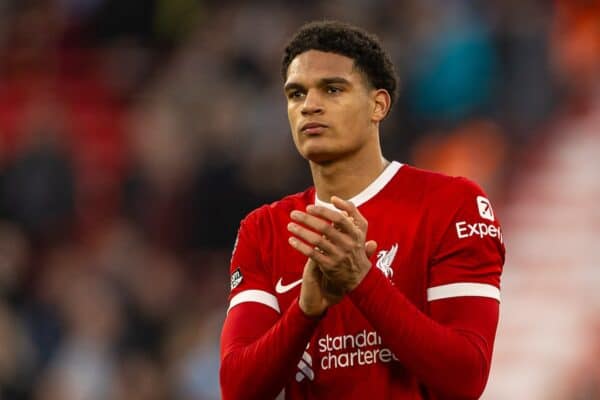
[330,196,368,231]
[305,258,318,271]
[305,205,358,237]
[290,210,351,246]
[365,240,378,258]
[288,236,331,265]
[304,258,322,281]
[339,211,355,227]
[287,222,340,256]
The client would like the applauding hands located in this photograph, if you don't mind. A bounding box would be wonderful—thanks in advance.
[288,196,378,316]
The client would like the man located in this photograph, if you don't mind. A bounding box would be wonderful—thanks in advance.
[220,20,504,399]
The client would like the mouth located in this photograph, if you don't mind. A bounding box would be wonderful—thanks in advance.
[300,122,328,135]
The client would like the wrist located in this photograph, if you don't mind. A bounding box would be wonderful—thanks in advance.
[298,297,327,318]
[348,262,372,291]
[348,265,383,301]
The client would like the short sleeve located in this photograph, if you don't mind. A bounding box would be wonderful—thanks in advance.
[227,207,280,314]
[428,178,505,303]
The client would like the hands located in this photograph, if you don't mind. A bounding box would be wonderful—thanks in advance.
[297,258,344,317]
[288,196,377,317]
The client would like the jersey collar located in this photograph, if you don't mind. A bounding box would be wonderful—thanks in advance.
[314,161,403,209]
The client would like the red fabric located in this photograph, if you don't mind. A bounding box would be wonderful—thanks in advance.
[219,163,504,399]
[220,300,321,400]
[349,266,499,399]
[220,282,498,400]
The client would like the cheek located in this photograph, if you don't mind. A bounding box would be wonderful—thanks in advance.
[342,100,371,130]
[287,107,301,145]
[287,102,299,125]
[287,109,296,127]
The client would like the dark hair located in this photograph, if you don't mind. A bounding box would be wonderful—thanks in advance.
[281,20,398,107]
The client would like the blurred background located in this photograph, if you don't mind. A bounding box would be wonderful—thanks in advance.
[0,0,598,399]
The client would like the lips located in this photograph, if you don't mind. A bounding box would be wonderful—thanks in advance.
[300,122,328,134]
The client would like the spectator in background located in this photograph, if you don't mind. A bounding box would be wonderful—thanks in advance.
[3,126,75,242]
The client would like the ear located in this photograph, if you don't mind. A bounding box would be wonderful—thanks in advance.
[371,89,391,123]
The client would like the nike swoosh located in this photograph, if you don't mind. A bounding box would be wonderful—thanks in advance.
[275,278,303,294]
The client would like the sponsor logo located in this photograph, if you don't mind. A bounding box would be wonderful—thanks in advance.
[376,243,397,279]
[295,330,399,382]
[456,221,503,243]
[317,330,398,371]
[230,268,243,290]
[296,344,314,382]
[275,278,303,294]
[477,196,494,221]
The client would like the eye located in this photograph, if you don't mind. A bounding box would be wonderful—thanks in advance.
[287,90,305,99]
[326,86,342,94]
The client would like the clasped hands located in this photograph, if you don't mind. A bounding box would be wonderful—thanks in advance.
[287,196,377,317]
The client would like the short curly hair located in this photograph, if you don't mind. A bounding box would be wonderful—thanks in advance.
[281,20,398,108]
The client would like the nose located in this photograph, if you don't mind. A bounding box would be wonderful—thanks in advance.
[301,90,323,116]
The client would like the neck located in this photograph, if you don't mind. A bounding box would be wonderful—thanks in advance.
[310,138,389,203]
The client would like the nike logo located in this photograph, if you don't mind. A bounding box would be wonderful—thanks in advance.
[275,278,302,294]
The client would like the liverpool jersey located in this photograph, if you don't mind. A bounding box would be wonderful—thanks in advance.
[221,162,505,399]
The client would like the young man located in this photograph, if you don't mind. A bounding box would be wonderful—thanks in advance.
[220,21,504,399]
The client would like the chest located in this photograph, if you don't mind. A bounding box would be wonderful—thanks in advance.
[267,205,432,391]
[269,207,430,315]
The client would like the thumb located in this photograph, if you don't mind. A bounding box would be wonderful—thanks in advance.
[303,258,318,275]
[302,258,322,282]
[365,240,378,258]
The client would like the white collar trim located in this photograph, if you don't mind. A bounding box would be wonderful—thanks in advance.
[314,161,403,209]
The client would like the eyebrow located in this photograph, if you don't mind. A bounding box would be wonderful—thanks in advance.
[284,76,352,92]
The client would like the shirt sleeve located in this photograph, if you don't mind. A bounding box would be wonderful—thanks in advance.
[349,270,500,399]
[428,177,505,303]
[347,177,505,399]
[227,207,280,314]
[220,300,321,400]
[220,208,322,400]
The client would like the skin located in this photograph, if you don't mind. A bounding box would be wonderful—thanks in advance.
[283,50,392,317]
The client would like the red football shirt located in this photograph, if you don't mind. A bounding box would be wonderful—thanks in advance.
[220,162,505,399]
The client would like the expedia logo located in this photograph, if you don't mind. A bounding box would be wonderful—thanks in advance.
[456,221,503,243]
[476,196,494,221]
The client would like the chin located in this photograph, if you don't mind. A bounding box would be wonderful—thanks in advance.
[301,142,351,165]
[303,150,337,164]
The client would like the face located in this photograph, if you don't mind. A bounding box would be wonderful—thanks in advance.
[284,50,387,164]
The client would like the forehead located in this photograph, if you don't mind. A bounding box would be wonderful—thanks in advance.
[285,50,361,85]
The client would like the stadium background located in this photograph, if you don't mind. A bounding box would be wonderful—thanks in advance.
[0,0,598,398]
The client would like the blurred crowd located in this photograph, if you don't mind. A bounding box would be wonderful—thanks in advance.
[0,0,598,399]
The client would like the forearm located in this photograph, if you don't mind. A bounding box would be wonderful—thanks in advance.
[220,299,320,400]
[348,268,498,399]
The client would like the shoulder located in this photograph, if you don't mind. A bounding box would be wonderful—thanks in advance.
[400,165,487,208]
[241,188,314,229]
[401,165,482,194]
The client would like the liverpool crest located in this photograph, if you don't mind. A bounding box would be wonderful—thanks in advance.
[376,243,397,279]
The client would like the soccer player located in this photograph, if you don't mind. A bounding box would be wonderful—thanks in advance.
[220,20,505,399]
